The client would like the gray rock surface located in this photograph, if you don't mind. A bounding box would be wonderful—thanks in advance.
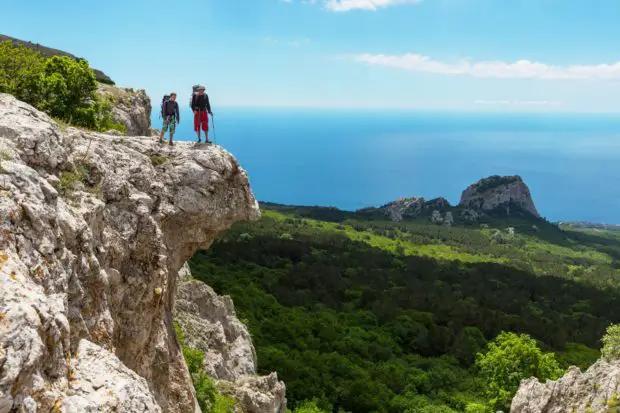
[98,85,152,136]
[379,197,426,221]
[511,359,620,413]
[0,93,259,412]
[459,175,540,218]
[174,267,287,413]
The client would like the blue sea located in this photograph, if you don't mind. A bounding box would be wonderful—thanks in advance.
[152,109,620,224]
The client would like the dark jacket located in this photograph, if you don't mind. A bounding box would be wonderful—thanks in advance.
[162,100,180,122]
[191,93,212,114]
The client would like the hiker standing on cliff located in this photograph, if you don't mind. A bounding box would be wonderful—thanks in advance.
[159,93,180,146]
[191,85,213,144]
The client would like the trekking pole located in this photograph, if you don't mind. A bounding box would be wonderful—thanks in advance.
[211,113,216,145]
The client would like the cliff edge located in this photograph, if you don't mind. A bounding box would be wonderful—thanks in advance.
[0,93,260,412]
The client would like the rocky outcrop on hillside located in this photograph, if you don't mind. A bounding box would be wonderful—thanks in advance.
[459,175,540,218]
[174,265,287,413]
[511,359,620,413]
[98,84,152,136]
[365,197,451,222]
[0,93,260,412]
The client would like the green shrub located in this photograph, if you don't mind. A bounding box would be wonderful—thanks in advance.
[476,332,563,411]
[602,324,620,361]
[293,400,329,413]
[149,154,168,166]
[174,323,234,413]
[212,394,236,413]
[0,41,124,132]
[56,165,89,195]
[193,371,218,412]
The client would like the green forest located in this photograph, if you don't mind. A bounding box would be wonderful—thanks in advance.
[189,204,620,412]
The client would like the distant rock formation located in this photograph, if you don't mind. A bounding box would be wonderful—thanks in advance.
[0,34,114,85]
[98,84,152,136]
[366,197,451,222]
[175,264,287,413]
[378,197,426,221]
[459,175,540,218]
[511,359,620,413]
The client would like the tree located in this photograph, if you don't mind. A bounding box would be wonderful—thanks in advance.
[602,324,620,361]
[0,41,123,132]
[475,332,563,411]
[293,400,329,413]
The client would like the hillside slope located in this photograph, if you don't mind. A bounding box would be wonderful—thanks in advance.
[0,34,114,85]
[190,203,620,412]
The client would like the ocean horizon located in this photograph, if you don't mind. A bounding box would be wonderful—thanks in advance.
[152,108,620,224]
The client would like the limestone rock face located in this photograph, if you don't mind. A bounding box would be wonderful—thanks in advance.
[98,85,152,136]
[511,359,620,413]
[0,93,259,412]
[379,197,426,221]
[174,278,257,382]
[174,266,287,413]
[459,175,540,218]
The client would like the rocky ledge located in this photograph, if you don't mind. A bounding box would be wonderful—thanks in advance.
[0,93,261,412]
[511,359,620,413]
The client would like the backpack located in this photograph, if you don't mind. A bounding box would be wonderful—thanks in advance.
[161,95,170,118]
[190,84,203,108]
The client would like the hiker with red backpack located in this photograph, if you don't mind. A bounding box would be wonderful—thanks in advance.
[191,85,213,144]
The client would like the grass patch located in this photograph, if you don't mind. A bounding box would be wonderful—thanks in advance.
[56,165,90,195]
[174,323,236,413]
[149,154,168,166]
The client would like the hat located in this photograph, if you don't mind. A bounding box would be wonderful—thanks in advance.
[198,85,206,90]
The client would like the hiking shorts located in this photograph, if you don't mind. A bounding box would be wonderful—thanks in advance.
[162,116,176,133]
[194,111,209,132]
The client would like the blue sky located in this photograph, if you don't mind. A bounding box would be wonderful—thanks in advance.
[2,0,620,111]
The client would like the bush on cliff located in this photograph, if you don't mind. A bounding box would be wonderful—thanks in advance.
[0,41,124,132]
[602,324,620,361]
[475,332,563,411]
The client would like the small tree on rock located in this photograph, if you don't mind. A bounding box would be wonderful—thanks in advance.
[602,324,620,361]
[475,332,563,411]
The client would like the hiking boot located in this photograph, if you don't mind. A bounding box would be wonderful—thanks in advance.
[169,140,174,146]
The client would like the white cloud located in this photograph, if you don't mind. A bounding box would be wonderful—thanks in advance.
[325,0,422,11]
[354,53,620,80]
[282,0,420,11]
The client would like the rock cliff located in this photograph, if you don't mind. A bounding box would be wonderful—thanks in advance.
[0,93,261,412]
[511,359,620,413]
[98,84,153,136]
[459,175,540,218]
[175,265,287,412]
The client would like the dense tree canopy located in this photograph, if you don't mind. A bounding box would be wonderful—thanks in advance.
[189,206,618,411]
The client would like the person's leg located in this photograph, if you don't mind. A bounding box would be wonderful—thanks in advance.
[169,118,176,145]
[195,111,201,142]
[160,119,168,143]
